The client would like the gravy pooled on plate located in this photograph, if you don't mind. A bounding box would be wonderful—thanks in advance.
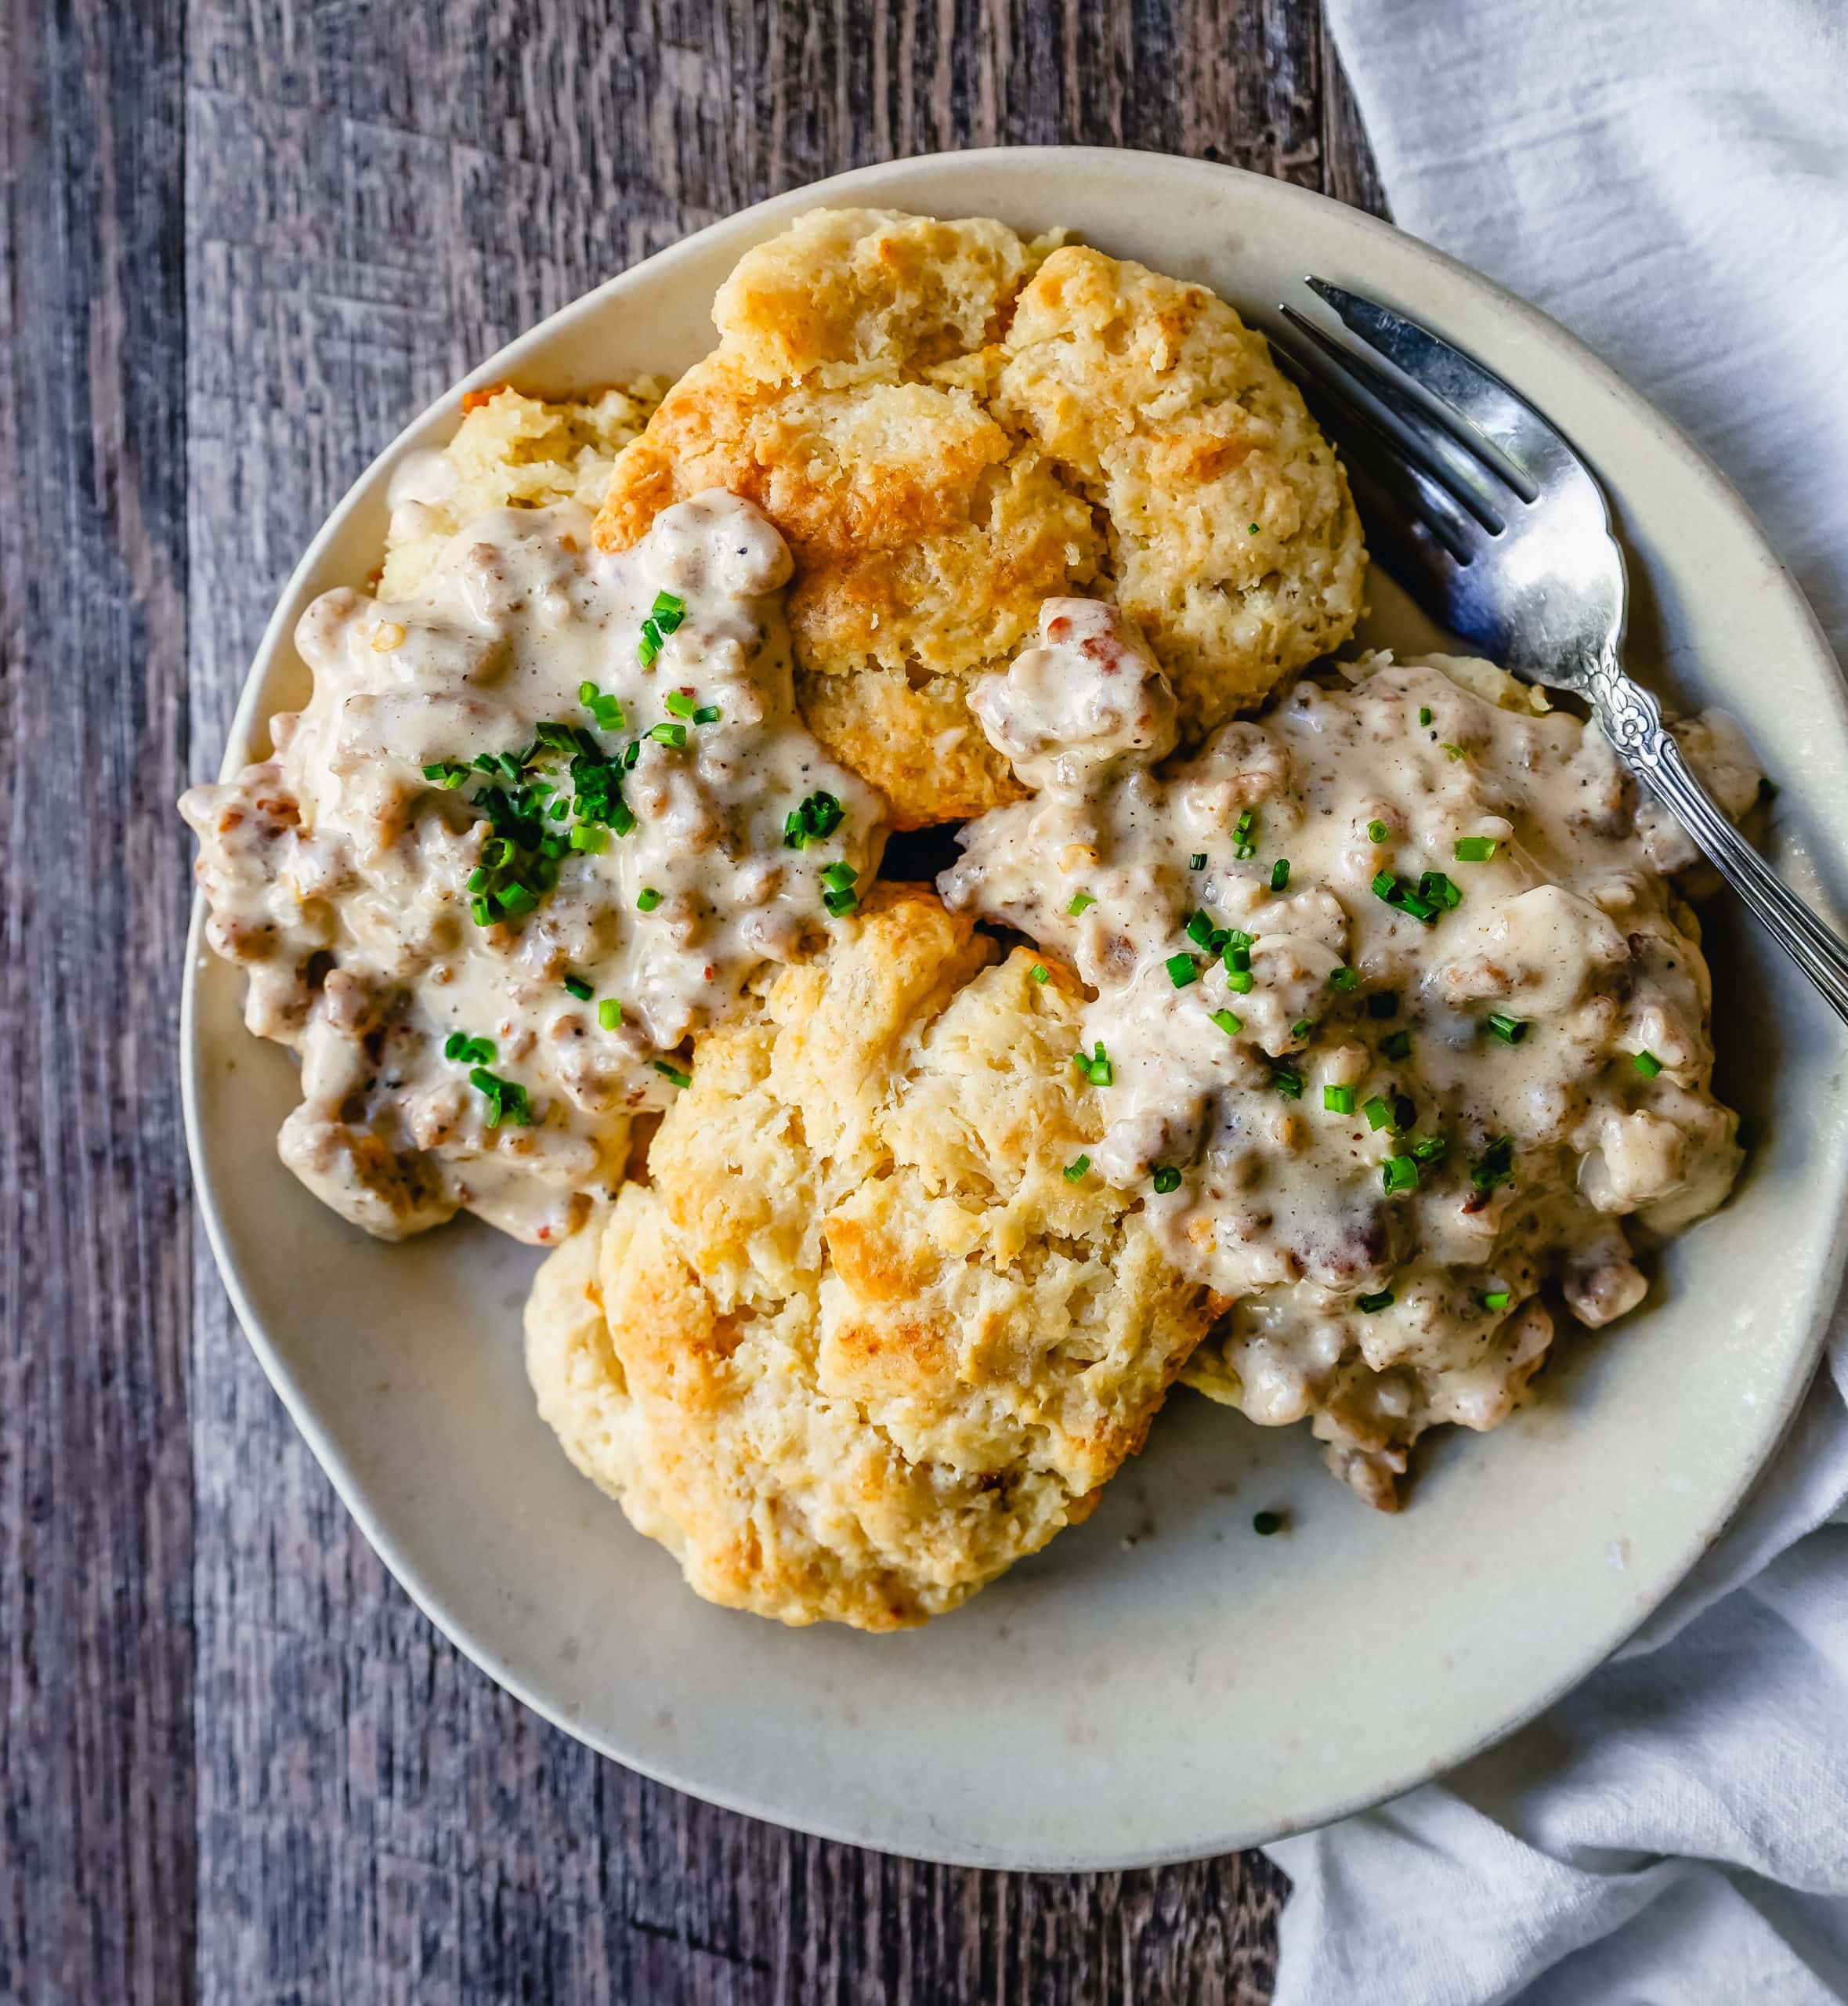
[183,491,880,1244]
[942,599,1757,1504]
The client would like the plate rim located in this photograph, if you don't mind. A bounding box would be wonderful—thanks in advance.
[182,145,1848,1870]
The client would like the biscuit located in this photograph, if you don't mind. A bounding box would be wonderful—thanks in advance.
[380,382,662,596]
[524,889,1217,1628]
[595,210,1365,825]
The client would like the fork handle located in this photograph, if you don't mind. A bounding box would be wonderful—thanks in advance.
[1586,655,1848,1027]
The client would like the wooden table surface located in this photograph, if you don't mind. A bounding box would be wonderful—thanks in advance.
[2,3,1382,1997]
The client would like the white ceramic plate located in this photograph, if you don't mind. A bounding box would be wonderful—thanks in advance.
[183,148,1848,1870]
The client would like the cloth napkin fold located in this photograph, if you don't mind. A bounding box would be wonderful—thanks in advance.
[1269,4,1848,2000]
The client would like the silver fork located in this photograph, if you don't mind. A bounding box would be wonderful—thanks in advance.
[1268,279,1848,1026]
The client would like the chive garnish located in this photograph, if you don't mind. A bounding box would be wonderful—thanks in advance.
[598,999,621,1030]
[1271,859,1291,892]
[1292,1018,1314,1042]
[444,1032,495,1066]
[1410,1135,1447,1163]
[1064,1155,1090,1183]
[1271,1066,1304,1099]
[664,690,697,719]
[1470,1135,1516,1191]
[653,1059,692,1088]
[783,791,844,849]
[1363,1096,1391,1132]
[1381,1154,1418,1194]
[1152,1166,1182,1193]
[1366,819,1390,843]
[1166,953,1199,988]
[1380,1029,1412,1063]
[1455,836,1499,862]
[1073,1042,1113,1086]
[1633,1050,1664,1078]
[423,760,471,789]
[1225,969,1254,994]
[650,590,685,632]
[1190,853,1207,871]
[1441,742,1465,760]
[1210,1008,1243,1037]
[1324,1084,1356,1114]
[1357,1290,1394,1313]
[1419,706,1433,726]
[1329,965,1359,992]
[562,975,593,1001]
[637,887,662,911]
[636,622,660,668]
[1486,1012,1528,1045]
[1031,964,1050,983]
[1482,1290,1511,1311]
[648,722,687,748]
[1068,892,1096,915]
[693,705,721,725]
[468,1066,530,1128]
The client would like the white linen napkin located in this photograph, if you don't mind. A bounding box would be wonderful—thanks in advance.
[1269,4,1848,2000]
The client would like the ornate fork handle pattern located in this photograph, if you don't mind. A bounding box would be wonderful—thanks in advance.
[1581,648,1848,1027]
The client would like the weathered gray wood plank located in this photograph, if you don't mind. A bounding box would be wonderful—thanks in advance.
[6,0,1383,1997]
[0,1,197,2002]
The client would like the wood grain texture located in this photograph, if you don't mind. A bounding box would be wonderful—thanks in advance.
[5,0,1383,1997]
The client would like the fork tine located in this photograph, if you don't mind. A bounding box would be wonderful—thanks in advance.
[1278,306,1508,533]
[1267,325,1483,567]
[1306,280,1575,507]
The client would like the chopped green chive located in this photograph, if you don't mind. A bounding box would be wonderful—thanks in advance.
[819,862,858,893]
[1486,1012,1528,1045]
[1329,965,1359,992]
[1031,964,1050,984]
[568,823,609,853]
[650,589,685,633]
[783,791,845,849]
[562,975,593,1001]
[1455,836,1499,862]
[1482,1290,1511,1312]
[1248,523,1262,537]
[1380,1029,1412,1063]
[1224,945,1252,974]
[1068,892,1096,916]
[648,722,687,748]
[637,888,662,911]
[1166,952,1199,988]
[1410,1135,1448,1163]
[1152,1165,1182,1194]
[1271,859,1291,892]
[1233,809,1257,845]
[1363,1096,1392,1132]
[823,889,859,917]
[1190,853,1207,871]
[1441,741,1464,760]
[636,621,660,668]
[1210,1008,1243,1037]
[1373,870,1441,923]
[1271,1066,1304,1099]
[577,681,598,704]
[1357,1290,1394,1313]
[1225,969,1255,994]
[423,759,471,789]
[664,690,697,719]
[1418,870,1463,911]
[1419,706,1433,726]
[1633,1050,1664,1078]
[1073,1042,1113,1087]
[1185,909,1220,949]
[1252,1509,1283,1535]
[1372,869,1399,900]
[1291,1018,1314,1042]
[470,895,494,926]
[496,882,539,918]
[598,998,621,1031]
[468,1066,530,1128]
[1471,1135,1516,1191]
[1382,1154,1419,1194]
[1367,819,1391,844]
[466,867,489,893]
[444,1032,495,1066]
[693,705,721,725]
[653,1059,692,1088]
[1063,1155,1090,1183]
[1324,1084,1356,1114]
